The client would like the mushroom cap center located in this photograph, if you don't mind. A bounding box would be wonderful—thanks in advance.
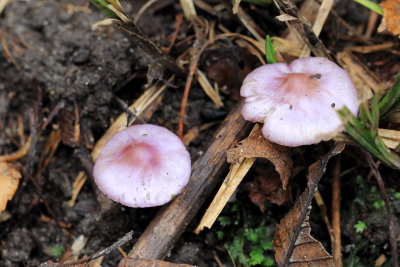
[115,142,160,173]
[278,73,321,104]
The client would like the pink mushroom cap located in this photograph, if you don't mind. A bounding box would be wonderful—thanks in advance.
[93,124,191,208]
[241,57,359,147]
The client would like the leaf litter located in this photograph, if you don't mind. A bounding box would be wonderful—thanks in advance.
[0,162,22,213]
[227,126,293,190]
[274,143,345,267]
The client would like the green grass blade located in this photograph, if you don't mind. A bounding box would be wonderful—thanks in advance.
[378,74,400,115]
[89,0,119,19]
[265,35,277,64]
[353,0,383,15]
[370,94,380,129]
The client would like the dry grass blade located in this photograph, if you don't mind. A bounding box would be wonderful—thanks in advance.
[195,125,262,233]
[0,0,11,14]
[300,0,334,57]
[232,0,241,14]
[0,136,32,162]
[236,6,264,42]
[179,0,196,19]
[194,157,255,233]
[197,70,223,108]
[347,42,394,53]
[379,129,400,149]
[337,51,384,101]
[274,143,344,267]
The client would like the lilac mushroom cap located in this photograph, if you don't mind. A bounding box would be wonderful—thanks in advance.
[241,57,359,147]
[93,124,191,208]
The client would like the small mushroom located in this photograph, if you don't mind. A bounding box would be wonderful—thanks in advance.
[93,124,191,208]
[241,57,359,147]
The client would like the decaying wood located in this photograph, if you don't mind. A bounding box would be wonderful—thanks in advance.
[126,103,252,260]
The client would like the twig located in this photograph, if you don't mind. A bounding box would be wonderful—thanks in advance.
[163,14,184,54]
[178,17,207,138]
[364,152,399,267]
[39,100,66,131]
[272,0,332,59]
[114,96,146,125]
[39,231,134,267]
[332,157,342,267]
[118,23,185,78]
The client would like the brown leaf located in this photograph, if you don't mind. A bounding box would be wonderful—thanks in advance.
[246,168,291,211]
[119,258,194,267]
[227,127,293,189]
[379,0,400,36]
[274,143,344,267]
[0,162,22,212]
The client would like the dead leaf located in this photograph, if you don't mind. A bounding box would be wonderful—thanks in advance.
[274,143,344,267]
[0,162,22,212]
[119,258,194,267]
[227,127,293,189]
[246,168,291,211]
[379,0,400,36]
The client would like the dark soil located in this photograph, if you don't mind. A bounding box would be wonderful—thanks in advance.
[0,0,399,266]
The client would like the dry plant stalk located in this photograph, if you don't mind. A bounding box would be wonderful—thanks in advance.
[332,158,342,267]
[194,157,255,233]
[0,136,32,162]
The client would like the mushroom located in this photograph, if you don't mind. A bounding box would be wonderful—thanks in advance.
[93,124,191,208]
[241,57,359,147]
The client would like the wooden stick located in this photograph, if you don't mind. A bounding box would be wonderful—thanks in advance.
[126,103,251,260]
